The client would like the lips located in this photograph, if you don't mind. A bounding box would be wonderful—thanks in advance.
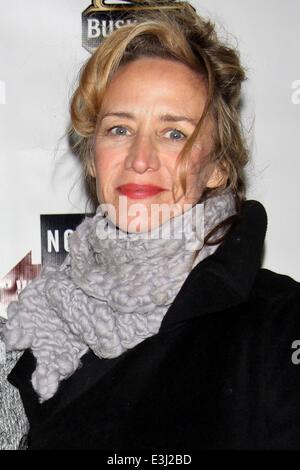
[117,183,167,199]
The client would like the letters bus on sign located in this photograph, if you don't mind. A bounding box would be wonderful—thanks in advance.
[82,1,186,53]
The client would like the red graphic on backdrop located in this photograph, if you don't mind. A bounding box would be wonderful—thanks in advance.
[0,252,41,317]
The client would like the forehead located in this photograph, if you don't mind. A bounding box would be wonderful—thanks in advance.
[101,57,207,112]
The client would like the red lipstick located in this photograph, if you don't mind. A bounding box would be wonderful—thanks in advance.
[117,183,167,199]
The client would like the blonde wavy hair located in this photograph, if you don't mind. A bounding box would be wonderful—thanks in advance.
[70,0,249,241]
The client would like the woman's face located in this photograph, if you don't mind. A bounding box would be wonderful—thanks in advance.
[91,57,220,232]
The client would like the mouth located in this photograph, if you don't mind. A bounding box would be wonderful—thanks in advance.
[116,183,167,199]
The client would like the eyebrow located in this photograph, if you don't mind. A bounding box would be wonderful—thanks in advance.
[99,111,199,126]
[160,113,199,126]
[99,112,133,122]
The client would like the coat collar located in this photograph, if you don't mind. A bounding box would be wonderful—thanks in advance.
[159,199,268,331]
[8,199,267,424]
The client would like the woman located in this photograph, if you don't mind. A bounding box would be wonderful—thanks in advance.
[2,1,300,450]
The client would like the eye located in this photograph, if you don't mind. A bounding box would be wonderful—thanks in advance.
[165,129,187,141]
[108,126,130,136]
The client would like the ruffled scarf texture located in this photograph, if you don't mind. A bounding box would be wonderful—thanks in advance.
[4,189,236,402]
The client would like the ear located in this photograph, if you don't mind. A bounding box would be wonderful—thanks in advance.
[206,164,228,189]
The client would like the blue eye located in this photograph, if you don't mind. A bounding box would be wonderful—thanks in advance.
[109,126,129,136]
[167,129,186,140]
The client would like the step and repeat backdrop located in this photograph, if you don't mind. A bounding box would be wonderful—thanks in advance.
[0,0,299,317]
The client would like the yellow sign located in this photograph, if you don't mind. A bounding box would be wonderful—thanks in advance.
[88,1,181,12]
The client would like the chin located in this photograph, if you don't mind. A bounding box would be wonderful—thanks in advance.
[100,194,181,232]
[118,215,153,233]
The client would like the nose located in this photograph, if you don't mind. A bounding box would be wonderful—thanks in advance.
[124,133,160,173]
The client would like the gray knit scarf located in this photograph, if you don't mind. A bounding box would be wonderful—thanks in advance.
[4,189,236,402]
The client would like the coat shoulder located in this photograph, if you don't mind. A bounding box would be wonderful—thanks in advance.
[242,267,300,339]
[249,270,300,449]
[252,267,300,305]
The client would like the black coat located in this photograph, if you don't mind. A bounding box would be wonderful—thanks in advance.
[8,200,300,450]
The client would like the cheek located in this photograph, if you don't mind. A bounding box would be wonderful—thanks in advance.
[94,143,118,183]
[92,149,113,203]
